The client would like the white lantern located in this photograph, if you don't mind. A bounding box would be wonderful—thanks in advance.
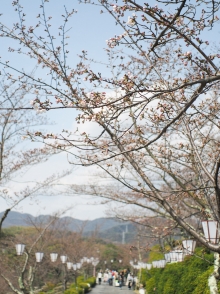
[138,261,142,266]
[73,264,77,270]
[50,253,58,262]
[119,259,122,263]
[152,261,157,268]
[164,253,171,263]
[60,255,68,263]
[90,257,94,261]
[87,258,91,263]
[35,252,44,262]
[202,220,219,244]
[159,260,166,268]
[156,261,160,268]
[169,251,177,262]
[182,240,196,255]
[176,251,185,262]
[67,262,73,270]
[146,263,152,270]
[77,262,81,269]
[94,260,99,266]
[142,263,147,269]
[111,259,113,263]
[16,244,25,256]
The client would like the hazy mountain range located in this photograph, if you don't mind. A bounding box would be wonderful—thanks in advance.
[0,211,136,243]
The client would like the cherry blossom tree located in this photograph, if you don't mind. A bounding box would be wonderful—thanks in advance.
[0,77,70,236]
[0,2,220,289]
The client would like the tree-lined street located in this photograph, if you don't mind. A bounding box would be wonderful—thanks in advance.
[0,0,220,293]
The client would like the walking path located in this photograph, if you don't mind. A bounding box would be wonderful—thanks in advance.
[91,283,134,294]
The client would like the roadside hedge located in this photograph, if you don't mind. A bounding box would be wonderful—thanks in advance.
[140,249,214,294]
[64,276,96,294]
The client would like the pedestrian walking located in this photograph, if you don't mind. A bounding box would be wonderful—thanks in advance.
[118,272,123,290]
[128,275,133,290]
[97,271,102,285]
[108,271,113,286]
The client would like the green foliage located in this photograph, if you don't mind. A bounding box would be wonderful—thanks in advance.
[65,276,95,294]
[193,268,213,294]
[139,270,148,287]
[76,276,84,284]
[144,249,214,294]
[102,243,119,260]
[85,277,96,287]
[64,288,83,294]
[79,283,90,293]
[2,226,24,236]
[148,245,164,262]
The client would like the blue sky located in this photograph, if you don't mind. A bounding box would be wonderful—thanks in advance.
[0,0,126,220]
[0,0,219,220]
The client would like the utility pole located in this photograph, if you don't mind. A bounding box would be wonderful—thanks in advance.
[122,231,125,244]
[122,224,129,244]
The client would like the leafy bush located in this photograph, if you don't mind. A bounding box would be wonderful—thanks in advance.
[77,282,90,293]
[193,268,213,294]
[148,245,164,262]
[76,276,84,284]
[85,277,96,287]
[144,249,214,294]
[65,276,95,294]
[64,288,81,294]
[64,286,84,294]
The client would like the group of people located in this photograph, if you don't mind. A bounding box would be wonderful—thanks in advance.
[97,270,136,290]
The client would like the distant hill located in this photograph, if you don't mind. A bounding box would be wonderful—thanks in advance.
[0,211,136,244]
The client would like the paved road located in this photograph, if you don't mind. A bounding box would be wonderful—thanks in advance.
[91,283,134,294]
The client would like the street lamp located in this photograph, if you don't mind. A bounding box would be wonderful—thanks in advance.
[164,253,171,263]
[92,259,99,277]
[50,253,58,262]
[73,264,77,270]
[15,244,25,256]
[146,263,152,270]
[15,244,90,291]
[182,239,196,255]
[77,262,82,269]
[67,262,73,270]
[176,251,185,262]
[169,251,177,262]
[60,255,68,263]
[202,220,219,244]
[142,263,147,269]
[158,260,166,268]
[35,252,44,263]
